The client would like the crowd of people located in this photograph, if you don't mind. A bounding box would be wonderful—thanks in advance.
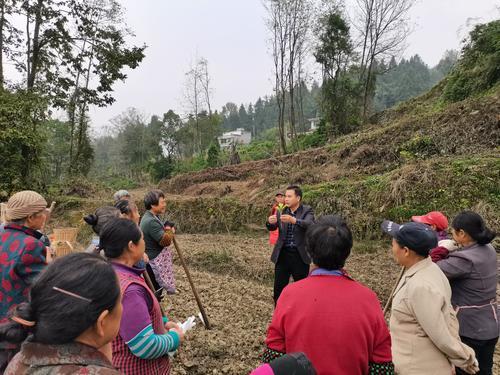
[0,185,497,374]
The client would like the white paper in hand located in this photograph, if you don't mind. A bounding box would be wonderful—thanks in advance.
[167,316,198,357]
[179,316,196,333]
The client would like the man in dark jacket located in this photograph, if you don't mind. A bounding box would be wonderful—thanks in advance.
[266,185,314,303]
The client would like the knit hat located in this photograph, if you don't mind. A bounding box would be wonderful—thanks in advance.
[5,191,47,221]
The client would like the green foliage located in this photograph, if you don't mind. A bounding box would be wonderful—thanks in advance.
[238,140,277,162]
[148,155,175,182]
[301,155,499,239]
[297,131,326,149]
[99,176,139,191]
[173,154,208,174]
[206,142,220,168]
[314,11,362,136]
[0,90,47,196]
[398,134,439,160]
[443,20,500,102]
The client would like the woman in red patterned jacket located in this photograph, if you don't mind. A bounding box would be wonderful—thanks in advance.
[0,191,49,372]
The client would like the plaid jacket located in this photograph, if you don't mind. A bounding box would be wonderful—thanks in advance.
[4,341,121,374]
[0,224,47,349]
[112,269,171,375]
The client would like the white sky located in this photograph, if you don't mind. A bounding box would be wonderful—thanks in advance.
[89,0,499,131]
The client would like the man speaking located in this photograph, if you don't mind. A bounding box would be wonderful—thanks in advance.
[266,185,314,304]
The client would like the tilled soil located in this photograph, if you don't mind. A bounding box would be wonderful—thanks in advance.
[163,234,499,374]
[163,234,403,374]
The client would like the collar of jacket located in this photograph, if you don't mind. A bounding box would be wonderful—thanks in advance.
[403,256,432,278]
[18,341,115,369]
[4,224,42,240]
[286,204,303,215]
[393,257,433,297]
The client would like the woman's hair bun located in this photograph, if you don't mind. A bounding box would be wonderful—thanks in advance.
[83,214,98,226]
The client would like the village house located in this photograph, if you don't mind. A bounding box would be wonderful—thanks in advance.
[217,128,252,149]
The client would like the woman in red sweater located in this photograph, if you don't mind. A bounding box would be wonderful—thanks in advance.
[263,215,394,375]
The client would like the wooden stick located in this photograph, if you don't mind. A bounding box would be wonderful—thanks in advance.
[172,237,211,330]
[143,271,166,317]
[383,266,405,315]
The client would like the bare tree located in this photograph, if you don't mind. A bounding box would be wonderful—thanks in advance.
[265,0,312,154]
[265,0,289,154]
[353,0,415,121]
[287,0,311,150]
[184,64,202,153]
[197,57,213,115]
[183,56,214,153]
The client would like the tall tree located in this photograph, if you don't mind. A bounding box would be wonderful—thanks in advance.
[354,0,416,121]
[315,10,360,135]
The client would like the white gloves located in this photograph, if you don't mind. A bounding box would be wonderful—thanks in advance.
[438,239,459,252]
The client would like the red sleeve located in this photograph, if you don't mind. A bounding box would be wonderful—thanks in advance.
[264,297,286,353]
[370,304,392,363]
[430,246,449,263]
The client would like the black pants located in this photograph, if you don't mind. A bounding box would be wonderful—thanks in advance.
[273,247,309,304]
[145,263,163,302]
[456,336,498,375]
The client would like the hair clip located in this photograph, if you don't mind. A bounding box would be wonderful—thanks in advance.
[53,286,92,303]
[11,316,36,327]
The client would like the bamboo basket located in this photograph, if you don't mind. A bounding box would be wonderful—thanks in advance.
[53,228,78,243]
[52,241,74,257]
[0,203,6,224]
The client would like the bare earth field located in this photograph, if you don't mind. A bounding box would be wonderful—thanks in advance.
[159,234,498,374]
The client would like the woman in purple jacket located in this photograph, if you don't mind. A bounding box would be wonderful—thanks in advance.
[435,211,498,375]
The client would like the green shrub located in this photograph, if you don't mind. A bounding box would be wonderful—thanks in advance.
[443,20,500,102]
[238,140,277,161]
[173,154,208,174]
[297,130,327,149]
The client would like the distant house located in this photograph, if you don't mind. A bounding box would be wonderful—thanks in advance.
[308,117,321,132]
[217,128,252,149]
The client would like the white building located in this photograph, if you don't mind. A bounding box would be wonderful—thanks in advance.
[217,128,252,149]
[308,117,321,132]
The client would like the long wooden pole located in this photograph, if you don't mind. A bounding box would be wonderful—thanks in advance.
[383,266,405,315]
[143,271,166,317]
[172,237,211,330]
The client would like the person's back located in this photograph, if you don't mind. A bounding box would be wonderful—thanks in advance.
[436,211,498,375]
[1,253,122,375]
[443,243,497,305]
[390,258,462,373]
[264,215,392,375]
[5,341,119,374]
[267,274,390,375]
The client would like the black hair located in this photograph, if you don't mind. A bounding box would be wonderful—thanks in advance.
[83,206,120,235]
[452,211,496,245]
[286,185,303,200]
[99,218,142,259]
[144,189,165,210]
[305,215,353,270]
[115,199,138,216]
[0,253,120,345]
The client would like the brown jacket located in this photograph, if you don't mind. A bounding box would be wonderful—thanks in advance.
[390,257,477,374]
[5,341,121,374]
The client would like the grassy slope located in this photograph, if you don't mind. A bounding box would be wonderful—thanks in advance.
[50,83,500,240]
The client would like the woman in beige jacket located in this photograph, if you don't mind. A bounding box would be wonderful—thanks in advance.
[382,221,478,375]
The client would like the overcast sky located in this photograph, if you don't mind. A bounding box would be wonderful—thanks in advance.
[89,0,499,132]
